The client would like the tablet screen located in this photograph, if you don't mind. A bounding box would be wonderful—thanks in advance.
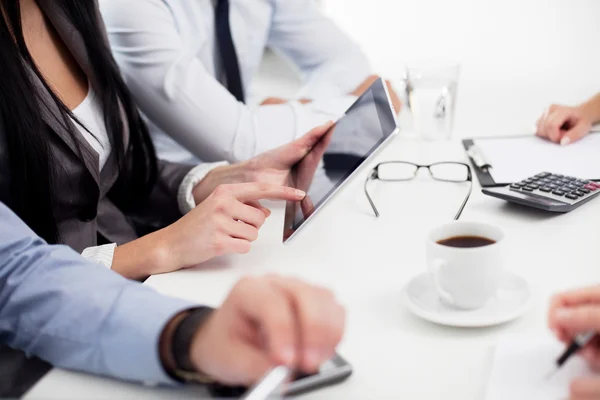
[283,78,398,242]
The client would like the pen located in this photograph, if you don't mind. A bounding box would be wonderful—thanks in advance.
[466,145,492,171]
[242,366,291,400]
[546,331,596,379]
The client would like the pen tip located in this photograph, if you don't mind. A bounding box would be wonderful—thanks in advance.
[544,367,558,381]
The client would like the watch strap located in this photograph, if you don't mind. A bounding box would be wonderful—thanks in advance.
[171,307,214,376]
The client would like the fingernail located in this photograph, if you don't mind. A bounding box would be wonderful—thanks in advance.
[265,209,272,217]
[280,346,295,366]
[560,136,571,146]
[295,189,306,198]
[556,308,572,321]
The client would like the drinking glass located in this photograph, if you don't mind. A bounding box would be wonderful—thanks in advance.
[405,64,460,140]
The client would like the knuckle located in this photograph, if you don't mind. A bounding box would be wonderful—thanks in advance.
[256,182,270,192]
[213,184,231,197]
[211,239,226,256]
[214,197,232,213]
[549,120,560,130]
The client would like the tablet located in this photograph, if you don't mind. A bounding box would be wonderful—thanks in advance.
[283,77,399,242]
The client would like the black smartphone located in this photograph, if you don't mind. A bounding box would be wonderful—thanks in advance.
[207,354,353,398]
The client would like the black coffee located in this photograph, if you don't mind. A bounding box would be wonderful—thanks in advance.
[437,236,495,248]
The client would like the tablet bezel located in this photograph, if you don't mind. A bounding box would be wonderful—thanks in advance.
[283,78,400,243]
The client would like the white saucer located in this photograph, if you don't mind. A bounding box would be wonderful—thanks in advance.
[401,272,532,328]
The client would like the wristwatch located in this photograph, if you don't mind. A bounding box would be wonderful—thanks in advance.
[171,306,215,383]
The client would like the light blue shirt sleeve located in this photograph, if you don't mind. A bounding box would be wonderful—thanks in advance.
[0,203,197,385]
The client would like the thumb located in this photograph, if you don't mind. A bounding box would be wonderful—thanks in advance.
[298,121,335,149]
[560,122,591,146]
[554,305,600,333]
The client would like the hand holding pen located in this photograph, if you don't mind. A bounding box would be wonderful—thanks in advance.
[548,286,600,398]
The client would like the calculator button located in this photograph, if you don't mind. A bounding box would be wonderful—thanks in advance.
[574,190,586,197]
[552,190,566,196]
[536,172,551,178]
[522,186,534,192]
[548,184,558,189]
[528,184,540,189]
[579,188,591,194]
[510,183,522,189]
[584,184,597,191]
[524,179,535,184]
[591,183,600,189]
[566,184,579,190]
[554,174,564,178]
[540,187,553,193]
[566,194,579,200]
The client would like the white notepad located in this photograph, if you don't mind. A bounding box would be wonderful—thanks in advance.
[474,134,600,184]
[485,336,594,400]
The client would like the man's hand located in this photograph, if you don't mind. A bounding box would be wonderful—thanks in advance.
[350,75,402,114]
[261,97,289,106]
[548,285,600,399]
[350,75,380,97]
[189,275,345,386]
[261,97,312,106]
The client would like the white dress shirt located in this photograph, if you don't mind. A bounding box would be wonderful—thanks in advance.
[71,85,222,268]
[99,0,372,165]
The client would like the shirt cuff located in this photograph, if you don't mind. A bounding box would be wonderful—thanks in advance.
[177,162,229,214]
[81,244,116,269]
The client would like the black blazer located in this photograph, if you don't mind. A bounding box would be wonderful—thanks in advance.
[0,0,194,252]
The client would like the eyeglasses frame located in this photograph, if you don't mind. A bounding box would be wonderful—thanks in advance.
[363,161,473,220]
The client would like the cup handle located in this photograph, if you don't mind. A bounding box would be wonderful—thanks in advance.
[429,258,455,305]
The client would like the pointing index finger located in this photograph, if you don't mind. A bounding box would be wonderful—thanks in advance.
[232,183,305,203]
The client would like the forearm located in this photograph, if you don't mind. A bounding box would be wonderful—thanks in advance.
[111,229,173,281]
[0,204,196,385]
[578,93,600,124]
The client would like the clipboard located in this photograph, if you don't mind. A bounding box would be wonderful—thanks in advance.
[463,133,600,187]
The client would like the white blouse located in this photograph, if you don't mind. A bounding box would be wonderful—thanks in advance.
[71,86,226,269]
[72,87,112,170]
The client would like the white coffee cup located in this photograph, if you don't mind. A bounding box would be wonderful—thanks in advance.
[426,221,505,310]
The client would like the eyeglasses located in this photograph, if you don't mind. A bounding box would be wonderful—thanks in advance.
[364,161,473,220]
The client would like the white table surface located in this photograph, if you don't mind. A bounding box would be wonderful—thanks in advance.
[25,1,600,399]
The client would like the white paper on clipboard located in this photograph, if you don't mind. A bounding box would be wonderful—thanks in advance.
[473,134,600,184]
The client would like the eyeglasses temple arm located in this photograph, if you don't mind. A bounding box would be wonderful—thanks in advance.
[454,172,473,220]
[364,175,380,218]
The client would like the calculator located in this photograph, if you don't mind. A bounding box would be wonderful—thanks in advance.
[482,172,600,212]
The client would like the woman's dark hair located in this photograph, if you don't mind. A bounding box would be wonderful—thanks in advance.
[0,0,157,243]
